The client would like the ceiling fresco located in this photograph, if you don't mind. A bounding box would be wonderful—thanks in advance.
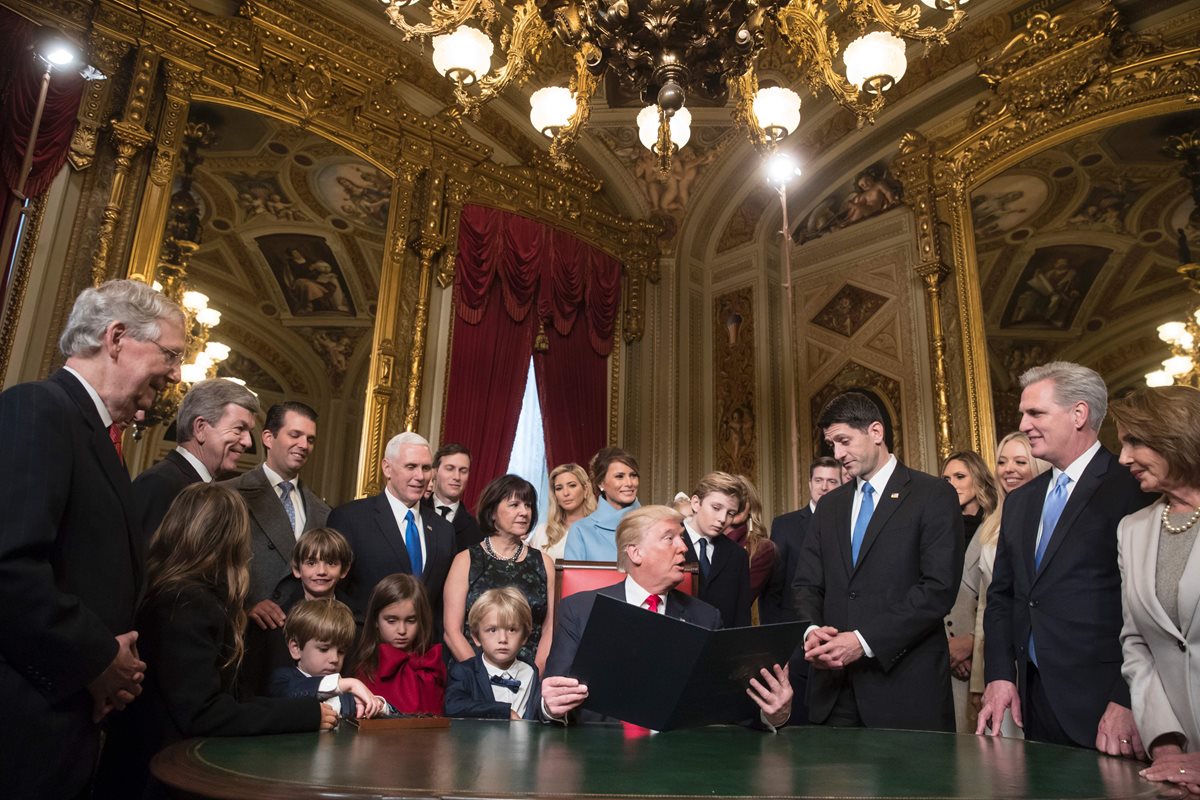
[974,108,1200,430]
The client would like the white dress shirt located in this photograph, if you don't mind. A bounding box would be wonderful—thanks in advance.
[483,655,534,717]
[683,518,716,568]
[623,575,667,615]
[176,445,213,483]
[384,487,428,567]
[262,463,306,538]
[432,494,461,523]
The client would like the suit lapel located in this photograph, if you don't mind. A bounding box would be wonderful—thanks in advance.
[165,449,202,483]
[832,485,855,576]
[1035,448,1108,580]
[244,467,298,562]
[55,371,142,590]
[1019,471,1051,580]
[852,464,911,573]
[1175,510,1200,635]
[472,656,493,699]
[373,493,413,571]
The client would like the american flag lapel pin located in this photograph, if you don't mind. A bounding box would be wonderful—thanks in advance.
[890,492,900,499]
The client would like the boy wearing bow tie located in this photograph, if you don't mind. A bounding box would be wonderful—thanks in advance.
[445,587,542,719]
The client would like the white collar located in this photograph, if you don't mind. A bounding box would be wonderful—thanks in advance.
[482,655,532,679]
[858,453,898,497]
[384,486,421,519]
[175,445,213,482]
[809,499,817,513]
[433,494,461,514]
[683,516,713,544]
[623,575,665,611]
[63,366,112,428]
[1051,439,1102,486]
[261,462,297,490]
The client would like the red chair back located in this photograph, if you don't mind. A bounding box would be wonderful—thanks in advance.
[554,560,698,612]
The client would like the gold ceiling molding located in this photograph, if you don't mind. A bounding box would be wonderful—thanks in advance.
[893,0,1200,462]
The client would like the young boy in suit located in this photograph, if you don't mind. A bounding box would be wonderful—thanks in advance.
[267,598,384,719]
[444,587,542,719]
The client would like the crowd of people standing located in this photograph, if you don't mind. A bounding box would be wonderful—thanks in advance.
[3,280,1200,798]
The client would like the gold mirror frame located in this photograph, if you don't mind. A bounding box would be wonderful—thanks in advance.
[893,0,1200,463]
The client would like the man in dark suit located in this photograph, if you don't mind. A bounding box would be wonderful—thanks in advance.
[542,504,791,727]
[131,378,259,539]
[328,431,456,629]
[762,456,843,722]
[680,471,752,627]
[424,442,483,552]
[226,402,330,632]
[794,391,964,731]
[980,361,1153,756]
[0,280,185,798]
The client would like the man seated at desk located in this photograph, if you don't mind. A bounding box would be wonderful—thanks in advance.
[541,505,792,728]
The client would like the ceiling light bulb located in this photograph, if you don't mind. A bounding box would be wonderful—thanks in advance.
[204,341,231,362]
[636,105,692,153]
[753,87,802,141]
[1163,355,1195,377]
[1158,321,1188,344]
[1146,370,1174,388]
[195,307,221,328]
[529,87,576,137]
[40,37,78,68]
[180,361,208,384]
[844,31,907,94]
[765,153,801,187]
[182,291,209,312]
[432,26,493,86]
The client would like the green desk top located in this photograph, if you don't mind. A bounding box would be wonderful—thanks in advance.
[152,720,1160,800]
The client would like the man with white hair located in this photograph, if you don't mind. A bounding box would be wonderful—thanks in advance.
[0,279,184,798]
[328,431,457,628]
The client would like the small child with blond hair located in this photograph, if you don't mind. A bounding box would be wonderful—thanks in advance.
[444,587,542,719]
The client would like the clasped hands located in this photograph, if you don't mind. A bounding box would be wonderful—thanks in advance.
[804,626,864,669]
[87,630,145,722]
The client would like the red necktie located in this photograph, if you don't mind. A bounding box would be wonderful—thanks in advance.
[108,423,124,466]
[644,595,660,613]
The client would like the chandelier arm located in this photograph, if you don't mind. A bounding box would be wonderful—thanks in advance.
[384,0,499,41]
[549,51,600,167]
[850,0,965,44]
[729,67,770,154]
[776,1,884,125]
[655,113,673,178]
[455,0,551,117]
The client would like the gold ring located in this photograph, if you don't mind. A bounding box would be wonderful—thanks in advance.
[1120,738,1130,744]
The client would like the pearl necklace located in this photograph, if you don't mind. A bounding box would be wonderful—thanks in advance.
[481,536,524,562]
[1161,503,1200,535]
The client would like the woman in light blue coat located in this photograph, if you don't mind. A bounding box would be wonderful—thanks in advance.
[564,447,641,561]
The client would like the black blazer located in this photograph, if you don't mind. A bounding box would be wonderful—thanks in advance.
[984,445,1153,746]
[444,653,542,720]
[681,529,752,627]
[267,666,356,718]
[0,369,141,797]
[762,506,813,624]
[423,496,484,553]
[793,460,964,731]
[95,583,319,799]
[328,492,456,624]
[544,580,722,724]
[131,449,204,542]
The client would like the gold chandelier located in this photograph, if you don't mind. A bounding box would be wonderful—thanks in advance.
[380,0,966,173]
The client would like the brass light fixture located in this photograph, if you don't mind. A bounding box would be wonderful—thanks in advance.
[137,122,236,437]
[380,0,966,172]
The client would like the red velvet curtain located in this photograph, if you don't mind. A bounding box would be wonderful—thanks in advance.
[0,9,85,308]
[442,204,621,511]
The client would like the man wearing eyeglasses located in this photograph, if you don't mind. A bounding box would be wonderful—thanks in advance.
[0,279,185,799]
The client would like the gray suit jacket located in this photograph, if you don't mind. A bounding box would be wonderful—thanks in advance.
[223,466,330,605]
[1119,499,1200,749]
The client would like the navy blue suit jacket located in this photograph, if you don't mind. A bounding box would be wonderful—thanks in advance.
[984,445,1153,746]
[444,653,542,720]
[131,448,204,542]
[267,666,356,718]
[681,531,751,628]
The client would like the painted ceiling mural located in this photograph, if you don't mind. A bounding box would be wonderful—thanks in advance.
[973,108,1200,435]
[183,101,382,402]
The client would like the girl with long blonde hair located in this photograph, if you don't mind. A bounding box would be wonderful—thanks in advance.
[526,463,596,561]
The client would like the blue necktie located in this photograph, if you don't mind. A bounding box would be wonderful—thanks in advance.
[1035,473,1071,569]
[851,483,875,566]
[279,481,297,533]
[405,509,423,576]
[697,537,711,576]
[1029,472,1071,666]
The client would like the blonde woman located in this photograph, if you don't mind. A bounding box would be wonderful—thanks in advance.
[941,451,1000,733]
[526,463,596,561]
[970,432,1049,733]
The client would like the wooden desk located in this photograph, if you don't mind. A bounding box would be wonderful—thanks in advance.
[153,720,1158,799]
